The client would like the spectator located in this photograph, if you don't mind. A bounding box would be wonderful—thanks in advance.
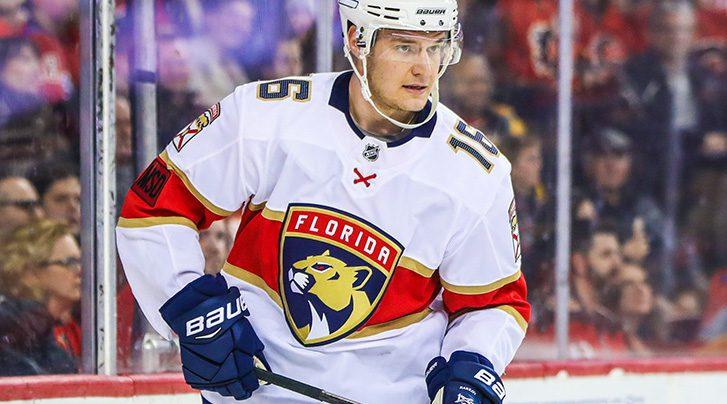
[494,0,569,127]
[283,0,317,73]
[0,292,76,375]
[202,0,265,78]
[573,0,634,129]
[574,128,664,272]
[116,95,134,205]
[621,1,713,202]
[28,0,79,87]
[0,35,44,123]
[187,1,252,107]
[265,37,304,80]
[0,36,70,173]
[0,219,80,372]
[0,174,44,239]
[665,288,704,343]
[519,224,629,359]
[685,129,727,279]
[30,161,80,238]
[285,0,315,39]
[200,220,230,275]
[156,33,202,146]
[442,53,527,144]
[456,0,502,56]
[565,225,631,358]
[0,0,29,37]
[695,0,727,47]
[571,224,623,316]
[0,0,75,102]
[604,262,657,355]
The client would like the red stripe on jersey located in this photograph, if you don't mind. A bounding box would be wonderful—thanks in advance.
[227,207,441,327]
[120,156,224,230]
[227,206,282,294]
[443,275,530,324]
[238,201,261,230]
[362,266,440,327]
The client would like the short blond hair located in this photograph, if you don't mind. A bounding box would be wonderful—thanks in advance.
[0,219,72,301]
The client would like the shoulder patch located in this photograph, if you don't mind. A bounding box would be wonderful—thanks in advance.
[172,102,221,152]
[509,198,521,263]
[131,158,171,206]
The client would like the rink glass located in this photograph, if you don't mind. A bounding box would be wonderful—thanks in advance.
[0,0,723,379]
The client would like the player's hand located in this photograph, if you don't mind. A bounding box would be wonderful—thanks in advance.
[425,351,506,404]
[160,274,268,400]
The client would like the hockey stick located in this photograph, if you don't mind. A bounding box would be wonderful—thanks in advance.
[255,368,361,404]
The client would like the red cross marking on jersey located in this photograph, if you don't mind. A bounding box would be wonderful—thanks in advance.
[353,168,377,187]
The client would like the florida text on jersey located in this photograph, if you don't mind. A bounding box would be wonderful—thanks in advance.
[116,72,530,403]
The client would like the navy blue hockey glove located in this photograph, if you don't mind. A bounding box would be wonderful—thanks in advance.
[159,274,269,400]
[425,351,506,404]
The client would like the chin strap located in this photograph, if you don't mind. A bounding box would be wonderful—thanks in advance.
[345,46,443,131]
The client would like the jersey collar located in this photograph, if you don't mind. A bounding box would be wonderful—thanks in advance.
[328,71,437,148]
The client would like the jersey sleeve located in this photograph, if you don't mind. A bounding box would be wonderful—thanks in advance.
[115,86,256,338]
[439,172,530,375]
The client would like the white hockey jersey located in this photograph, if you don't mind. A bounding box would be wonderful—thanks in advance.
[116,71,529,403]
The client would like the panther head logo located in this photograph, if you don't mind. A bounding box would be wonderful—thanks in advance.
[287,250,373,339]
[279,204,403,345]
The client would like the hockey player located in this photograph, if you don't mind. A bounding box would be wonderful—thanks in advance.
[116,0,529,402]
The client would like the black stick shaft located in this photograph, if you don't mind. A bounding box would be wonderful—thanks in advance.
[254,368,361,404]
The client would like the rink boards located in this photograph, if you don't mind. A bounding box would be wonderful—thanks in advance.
[2,358,727,403]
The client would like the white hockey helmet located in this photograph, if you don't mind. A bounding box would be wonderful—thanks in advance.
[338,0,462,129]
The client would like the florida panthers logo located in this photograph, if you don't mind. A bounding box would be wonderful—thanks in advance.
[280,204,403,346]
[173,102,220,152]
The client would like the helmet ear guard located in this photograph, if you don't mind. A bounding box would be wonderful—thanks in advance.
[338,0,461,130]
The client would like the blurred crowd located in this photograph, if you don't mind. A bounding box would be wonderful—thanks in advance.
[0,0,725,376]
[445,0,727,359]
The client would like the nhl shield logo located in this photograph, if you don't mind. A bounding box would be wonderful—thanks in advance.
[279,203,403,346]
[362,143,380,162]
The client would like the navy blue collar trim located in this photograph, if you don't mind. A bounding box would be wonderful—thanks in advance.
[328,71,437,148]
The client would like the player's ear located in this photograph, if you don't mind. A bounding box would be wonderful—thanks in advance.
[347,24,362,59]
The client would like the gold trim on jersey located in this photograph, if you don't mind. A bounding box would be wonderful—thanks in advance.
[245,200,285,222]
[116,216,198,231]
[495,305,528,332]
[398,256,436,278]
[223,262,283,308]
[348,308,433,339]
[159,151,236,217]
[223,261,435,340]
[262,207,285,221]
[248,200,266,211]
[441,271,522,295]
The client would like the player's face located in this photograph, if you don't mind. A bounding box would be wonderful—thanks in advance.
[367,29,449,119]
